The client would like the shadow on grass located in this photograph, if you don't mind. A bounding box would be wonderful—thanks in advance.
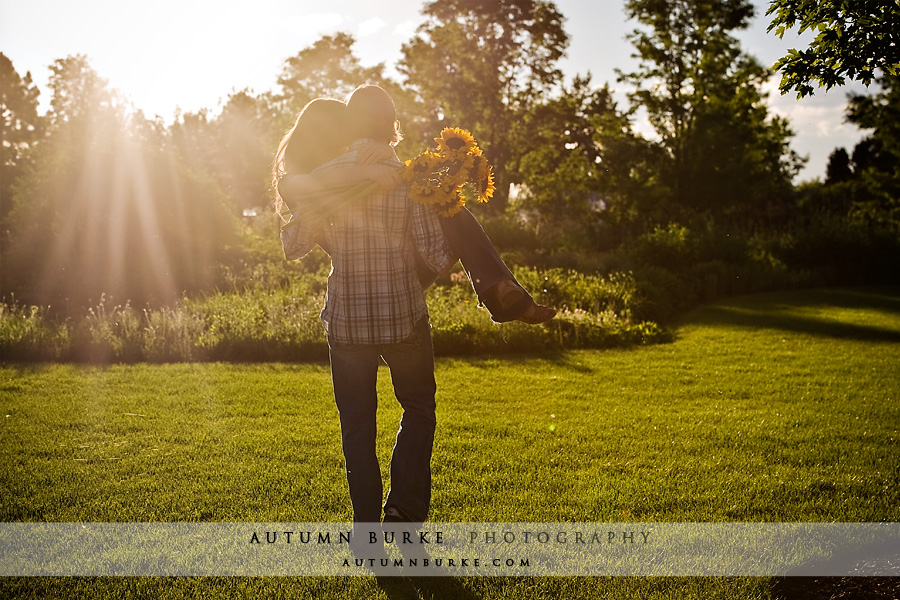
[377,575,481,599]
[769,576,900,599]
[684,287,900,344]
[372,545,483,599]
[769,538,900,599]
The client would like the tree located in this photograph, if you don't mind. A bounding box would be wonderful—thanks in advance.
[516,75,660,244]
[277,32,401,113]
[167,91,284,218]
[843,75,900,225]
[825,147,853,184]
[618,0,803,226]
[803,76,899,224]
[766,0,900,97]
[210,90,284,213]
[274,33,422,156]
[1,53,44,222]
[398,0,568,210]
[167,107,217,182]
[44,54,125,131]
[2,55,238,309]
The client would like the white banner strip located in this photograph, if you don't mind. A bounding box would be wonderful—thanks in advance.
[1,522,898,577]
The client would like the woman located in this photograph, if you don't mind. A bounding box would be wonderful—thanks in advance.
[273,95,555,324]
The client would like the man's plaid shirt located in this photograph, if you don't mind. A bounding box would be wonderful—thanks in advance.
[292,139,453,345]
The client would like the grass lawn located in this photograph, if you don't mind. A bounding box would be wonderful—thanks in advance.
[2,287,899,598]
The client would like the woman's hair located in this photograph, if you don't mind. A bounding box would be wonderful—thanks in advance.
[272,98,349,219]
[345,84,403,146]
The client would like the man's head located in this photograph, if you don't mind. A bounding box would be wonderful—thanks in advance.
[346,84,402,146]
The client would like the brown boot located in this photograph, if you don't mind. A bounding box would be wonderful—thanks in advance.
[492,279,556,324]
[518,303,556,324]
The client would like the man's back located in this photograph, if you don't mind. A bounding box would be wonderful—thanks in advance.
[318,139,430,346]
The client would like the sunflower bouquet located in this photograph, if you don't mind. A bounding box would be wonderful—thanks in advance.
[281,127,494,230]
[402,127,495,217]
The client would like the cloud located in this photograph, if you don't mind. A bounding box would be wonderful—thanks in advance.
[358,17,386,38]
[760,76,863,139]
[781,103,851,138]
[393,19,419,39]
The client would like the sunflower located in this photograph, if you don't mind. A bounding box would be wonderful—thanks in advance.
[403,153,441,182]
[411,180,448,206]
[403,125,493,217]
[477,166,496,203]
[467,154,495,203]
[436,198,465,218]
[437,181,463,203]
[434,127,477,157]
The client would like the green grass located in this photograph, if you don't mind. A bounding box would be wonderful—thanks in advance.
[2,287,899,598]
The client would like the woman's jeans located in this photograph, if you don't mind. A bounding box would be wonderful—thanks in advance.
[437,208,534,321]
[327,318,436,527]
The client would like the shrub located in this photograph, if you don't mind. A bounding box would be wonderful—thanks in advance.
[509,267,641,319]
[627,223,698,271]
[630,266,696,324]
[0,301,68,361]
[1,267,670,363]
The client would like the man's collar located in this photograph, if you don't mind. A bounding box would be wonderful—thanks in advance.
[349,138,380,150]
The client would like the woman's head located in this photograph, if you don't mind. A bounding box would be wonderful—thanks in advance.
[275,98,349,176]
[273,98,349,217]
[346,84,403,146]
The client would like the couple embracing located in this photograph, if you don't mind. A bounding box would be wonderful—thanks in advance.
[272,84,554,559]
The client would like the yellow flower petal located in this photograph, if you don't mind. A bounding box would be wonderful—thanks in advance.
[435,127,477,157]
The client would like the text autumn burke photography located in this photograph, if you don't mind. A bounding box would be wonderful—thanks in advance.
[246,526,653,571]
[247,528,652,547]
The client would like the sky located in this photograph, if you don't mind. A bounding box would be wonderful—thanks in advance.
[0,0,873,182]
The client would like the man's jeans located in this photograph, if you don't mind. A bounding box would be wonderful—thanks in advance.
[327,318,437,526]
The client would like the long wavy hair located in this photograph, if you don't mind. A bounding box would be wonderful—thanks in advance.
[272,98,349,220]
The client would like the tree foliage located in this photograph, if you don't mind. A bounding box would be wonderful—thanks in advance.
[209,90,283,212]
[3,6,896,314]
[277,32,392,112]
[619,0,802,226]
[1,53,44,222]
[842,75,900,225]
[825,147,852,185]
[399,0,568,210]
[2,56,239,310]
[766,0,900,97]
[516,76,660,243]
[44,54,125,130]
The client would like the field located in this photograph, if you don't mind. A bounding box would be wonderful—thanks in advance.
[2,287,899,598]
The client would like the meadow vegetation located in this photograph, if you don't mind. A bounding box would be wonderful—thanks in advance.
[2,287,898,598]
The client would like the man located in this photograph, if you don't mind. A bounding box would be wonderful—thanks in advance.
[284,85,452,558]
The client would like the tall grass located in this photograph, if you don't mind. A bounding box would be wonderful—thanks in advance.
[1,269,669,363]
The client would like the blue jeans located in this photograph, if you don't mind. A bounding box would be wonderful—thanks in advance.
[327,318,437,526]
[437,208,534,322]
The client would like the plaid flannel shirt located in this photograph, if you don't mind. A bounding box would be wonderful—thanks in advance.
[297,139,452,345]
